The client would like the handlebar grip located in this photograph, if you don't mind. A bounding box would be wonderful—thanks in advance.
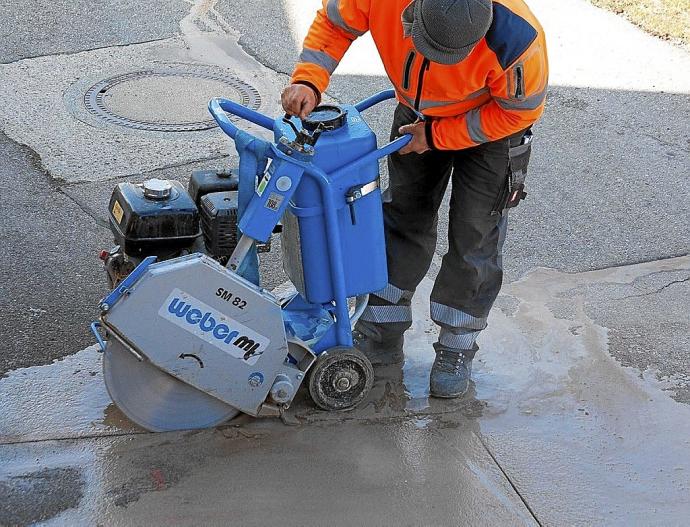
[208,98,240,139]
[329,134,412,180]
[354,89,396,112]
[376,133,412,160]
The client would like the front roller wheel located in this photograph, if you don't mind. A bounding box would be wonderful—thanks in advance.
[308,347,374,411]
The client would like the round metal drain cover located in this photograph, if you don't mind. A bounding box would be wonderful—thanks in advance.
[84,68,261,132]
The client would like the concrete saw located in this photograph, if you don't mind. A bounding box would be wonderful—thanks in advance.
[90,90,414,431]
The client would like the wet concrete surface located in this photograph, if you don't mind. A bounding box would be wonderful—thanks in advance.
[475,256,690,525]
[2,258,689,525]
[0,421,536,527]
[0,467,85,526]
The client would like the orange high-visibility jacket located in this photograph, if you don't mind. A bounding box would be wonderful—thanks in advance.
[291,0,549,150]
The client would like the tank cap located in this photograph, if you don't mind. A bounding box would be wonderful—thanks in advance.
[302,105,346,132]
[142,178,173,200]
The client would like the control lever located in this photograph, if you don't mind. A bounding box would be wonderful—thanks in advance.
[282,114,325,148]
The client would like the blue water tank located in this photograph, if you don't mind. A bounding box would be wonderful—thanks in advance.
[275,105,387,304]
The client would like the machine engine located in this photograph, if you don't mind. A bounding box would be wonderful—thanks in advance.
[100,169,246,287]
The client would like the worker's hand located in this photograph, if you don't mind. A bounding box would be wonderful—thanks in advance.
[398,121,430,155]
[281,84,318,119]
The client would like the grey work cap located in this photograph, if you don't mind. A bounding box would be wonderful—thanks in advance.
[411,0,493,65]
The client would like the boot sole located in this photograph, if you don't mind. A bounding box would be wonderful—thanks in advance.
[429,390,468,399]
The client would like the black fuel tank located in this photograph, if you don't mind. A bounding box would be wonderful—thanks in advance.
[108,179,201,256]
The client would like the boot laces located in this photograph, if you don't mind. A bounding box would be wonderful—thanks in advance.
[436,349,469,374]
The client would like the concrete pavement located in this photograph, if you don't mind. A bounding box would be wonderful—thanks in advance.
[1,0,688,525]
[2,258,688,525]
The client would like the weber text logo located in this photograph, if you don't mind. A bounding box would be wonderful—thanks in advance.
[158,288,269,364]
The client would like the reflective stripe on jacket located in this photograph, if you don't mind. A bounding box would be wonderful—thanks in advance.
[291,0,549,150]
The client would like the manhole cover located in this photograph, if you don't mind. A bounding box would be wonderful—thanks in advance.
[83,68,261,132]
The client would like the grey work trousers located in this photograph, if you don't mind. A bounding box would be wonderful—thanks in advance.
[359,104,529,356]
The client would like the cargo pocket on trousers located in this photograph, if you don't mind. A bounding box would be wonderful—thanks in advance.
[490,176,510,216]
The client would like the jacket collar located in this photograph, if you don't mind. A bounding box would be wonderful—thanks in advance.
[401,1,415,38]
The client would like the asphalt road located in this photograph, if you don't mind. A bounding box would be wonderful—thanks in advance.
[0,0,189,62]
[0,133,112,374]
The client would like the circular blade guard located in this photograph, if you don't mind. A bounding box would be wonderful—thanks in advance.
[103,340,240,432]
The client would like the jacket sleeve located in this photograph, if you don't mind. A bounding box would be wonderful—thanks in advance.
[290,0,370,96]
[430,40,549,150]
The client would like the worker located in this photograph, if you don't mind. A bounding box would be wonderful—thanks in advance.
[282,0,548,398]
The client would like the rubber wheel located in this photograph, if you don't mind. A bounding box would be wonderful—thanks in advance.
[308,347,374,411]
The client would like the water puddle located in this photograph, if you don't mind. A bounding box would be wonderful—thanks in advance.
[0,346,140,444]
[470,258,690,524]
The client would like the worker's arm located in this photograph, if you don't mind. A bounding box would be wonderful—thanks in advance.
[428,42,549,150]
[291,0,371,98]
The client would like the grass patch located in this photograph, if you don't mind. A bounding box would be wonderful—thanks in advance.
[590,0,690,46]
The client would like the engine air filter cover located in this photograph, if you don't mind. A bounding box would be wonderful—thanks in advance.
[200,191,239,257]
[188,169,239,207]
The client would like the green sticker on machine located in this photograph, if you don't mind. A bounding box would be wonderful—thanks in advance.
[257,176,269,197]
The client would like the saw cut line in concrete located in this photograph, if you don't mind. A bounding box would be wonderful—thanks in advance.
[83,68,260,132]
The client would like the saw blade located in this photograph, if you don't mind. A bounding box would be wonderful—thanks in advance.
[103,339,240,432]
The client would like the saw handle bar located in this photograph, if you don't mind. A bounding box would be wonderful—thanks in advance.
[209,90,410,348]
[208,98,274,140]
[208,89,410,165]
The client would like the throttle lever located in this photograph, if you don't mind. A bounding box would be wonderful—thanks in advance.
[282,114,324,148]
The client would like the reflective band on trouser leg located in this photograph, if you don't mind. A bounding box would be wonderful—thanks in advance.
[431,303,487,351]
[430,302,488,331]
[360,304,413,324]
[371,282,413,305]
[438,328,482,350]
[299,48,339,74]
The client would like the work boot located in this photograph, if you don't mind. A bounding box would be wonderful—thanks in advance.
[352,320,404,366]
[429,346,475,398]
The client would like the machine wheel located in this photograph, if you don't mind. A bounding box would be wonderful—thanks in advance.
[308,347,374,411]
